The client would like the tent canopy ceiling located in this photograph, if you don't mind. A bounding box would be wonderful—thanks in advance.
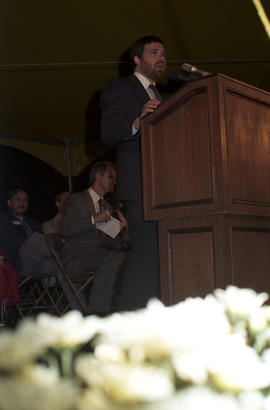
[1,0,269,175]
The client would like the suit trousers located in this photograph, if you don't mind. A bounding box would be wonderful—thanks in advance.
[118,199,160,310]
[61,244,126,312]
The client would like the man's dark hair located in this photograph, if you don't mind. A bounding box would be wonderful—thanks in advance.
[89,161,116,186]
[54,191,69,203]
[130,35,164,60]
[7,187,28,201]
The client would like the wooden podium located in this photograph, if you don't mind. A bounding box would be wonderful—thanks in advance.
[141,74,270,305]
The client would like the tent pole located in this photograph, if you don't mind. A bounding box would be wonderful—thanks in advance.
[65,142,72,192]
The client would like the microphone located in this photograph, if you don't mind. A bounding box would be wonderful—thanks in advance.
[181,63,211,78]
[169,69,198,83]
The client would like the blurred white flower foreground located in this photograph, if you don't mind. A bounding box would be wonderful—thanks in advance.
[1,286,270,410]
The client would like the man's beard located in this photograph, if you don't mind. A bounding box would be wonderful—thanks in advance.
[140,61,165,81]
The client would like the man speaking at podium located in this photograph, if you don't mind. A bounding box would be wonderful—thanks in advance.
[100,35,167,310]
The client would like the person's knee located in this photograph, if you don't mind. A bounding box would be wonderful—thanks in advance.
[111,251,126,269]
[98,251,126,275]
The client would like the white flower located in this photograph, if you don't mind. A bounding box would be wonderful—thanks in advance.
[0,364,78,410]
[92,301,180,362]
[77,389,114,410]
[206,334,270,393]
[95,343,126,363]
[251,307,270,352]
[262,305,270,322]
[34,310,102,349]
[75,354,173,403]
[2,285,270,410]
[94,296,230,364]
[172,349,208,384]
[263,394,270,410]
[167,295,230,349]
[0,321,50,371]
[77,387,239,410]
[214,286,268,319]
[238,391,267,410]
[159,386,239,410]
[249,309,268,333]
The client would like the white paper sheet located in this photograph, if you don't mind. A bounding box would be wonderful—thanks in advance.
[95,216,121,238]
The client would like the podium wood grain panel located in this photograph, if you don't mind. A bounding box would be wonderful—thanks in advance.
[146,88,213,207]
[224,90,270,206]
[230,227,270,293]
[142,74,270,220]
[159,215,270,305]
[141,74,270,305]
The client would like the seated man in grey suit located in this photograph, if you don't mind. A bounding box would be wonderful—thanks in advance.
[61,161,127,314]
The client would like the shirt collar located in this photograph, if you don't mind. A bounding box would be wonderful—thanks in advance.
[10,211,23,222]
[89,187,102,202]
[134,71,156,90]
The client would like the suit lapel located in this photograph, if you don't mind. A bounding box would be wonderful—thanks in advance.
[127,75,150,104]
[82,190,95,216]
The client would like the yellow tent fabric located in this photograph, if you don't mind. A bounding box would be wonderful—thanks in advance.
[1,0,269,176]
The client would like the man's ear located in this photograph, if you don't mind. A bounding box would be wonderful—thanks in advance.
[7,200,10,209]
[95,174,102,182]
[133,56,141,67]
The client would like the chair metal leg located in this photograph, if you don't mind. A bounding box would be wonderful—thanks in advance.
[15,274,68,318]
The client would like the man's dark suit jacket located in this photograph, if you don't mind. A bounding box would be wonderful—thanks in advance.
[100,74,150,200]
[0,210,41,271]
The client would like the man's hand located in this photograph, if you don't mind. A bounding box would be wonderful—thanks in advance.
[117,211,128,231]
[93,211,111,223]
[133,99,161,130]
[140,99,161,118]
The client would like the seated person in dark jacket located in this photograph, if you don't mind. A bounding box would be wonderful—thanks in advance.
[0,188,59,275]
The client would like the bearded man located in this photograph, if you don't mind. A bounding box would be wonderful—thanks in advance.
[100,35,167,310]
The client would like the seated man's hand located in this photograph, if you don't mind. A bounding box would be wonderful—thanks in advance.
[93,211,111,223]
[117,211,128,231]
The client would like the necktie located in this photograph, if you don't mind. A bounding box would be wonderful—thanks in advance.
[148,84,163,102]
[98,198,104,212]
[97,198,104,238]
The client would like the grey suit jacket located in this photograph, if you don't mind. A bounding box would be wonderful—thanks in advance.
[100,75,150,200]
[61,189,124,277]
[62,190,110,248]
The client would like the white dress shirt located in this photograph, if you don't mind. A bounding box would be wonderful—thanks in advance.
[88,187,103,224]
[132,72,157,134]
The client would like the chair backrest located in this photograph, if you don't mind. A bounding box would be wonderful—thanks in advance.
[45,233,94,314]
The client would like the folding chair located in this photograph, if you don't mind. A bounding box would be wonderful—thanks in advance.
[45,233,95,314]
[14,271,65,319]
